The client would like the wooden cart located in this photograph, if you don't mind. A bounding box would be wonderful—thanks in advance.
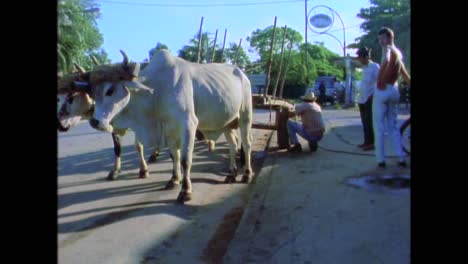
[251,94,295,149]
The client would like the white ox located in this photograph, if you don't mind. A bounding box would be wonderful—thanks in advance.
[58,68,160,180]
[85,50,254,203]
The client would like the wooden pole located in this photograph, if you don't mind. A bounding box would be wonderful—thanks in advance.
[197,17,204,64]
[234,38,242,65]
[210,29,218,63]
[264,16,277,97]
[279,41,293,99]
[220,29,227,63]
[272,25,287,98]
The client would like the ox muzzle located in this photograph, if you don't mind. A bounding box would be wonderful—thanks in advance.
[57,118,70,132]
[89,118,113,133]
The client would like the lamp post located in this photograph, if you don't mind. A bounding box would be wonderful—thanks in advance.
[307,5,353,105]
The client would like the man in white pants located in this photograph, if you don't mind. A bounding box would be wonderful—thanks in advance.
[374,27,411,168]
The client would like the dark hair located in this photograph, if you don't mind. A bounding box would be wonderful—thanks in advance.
[378,27,394,40]
[356,47,370,58]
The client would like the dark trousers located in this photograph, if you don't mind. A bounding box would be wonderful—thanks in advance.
[358,96,374,145]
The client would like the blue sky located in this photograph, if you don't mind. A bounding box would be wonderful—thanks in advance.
[95,0,372,63]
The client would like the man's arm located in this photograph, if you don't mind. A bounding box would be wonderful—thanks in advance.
[400,63,411,85]
[288,108,297,118]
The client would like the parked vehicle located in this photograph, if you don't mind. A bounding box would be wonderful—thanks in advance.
[305,76,338,106]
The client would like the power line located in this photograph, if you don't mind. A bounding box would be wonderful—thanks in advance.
[96,0,305,7]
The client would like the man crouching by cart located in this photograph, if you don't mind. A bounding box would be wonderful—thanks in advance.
[287,91,326,153]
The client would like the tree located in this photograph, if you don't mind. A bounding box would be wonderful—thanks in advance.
[57,0,106,73]
[306,42,344,79]
[222,42,250,69]
[246,26,343,97]
[247,26,303,60]
[350,0,411,70]
[148,42,169,59]
[178,32,251,68]
[278,42,343,98]
[178,32,212,63]
[83,49,110,66]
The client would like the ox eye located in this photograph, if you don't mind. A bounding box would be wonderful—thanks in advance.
[105,86,115,96]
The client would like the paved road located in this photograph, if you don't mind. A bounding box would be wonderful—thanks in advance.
[58,109,274,264]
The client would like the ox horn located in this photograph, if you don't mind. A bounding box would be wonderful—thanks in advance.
[120,50,129,66]
[91,56,100,66]
[73,63,86,74]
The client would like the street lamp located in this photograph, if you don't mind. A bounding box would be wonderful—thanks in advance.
[307,5,353,106]
[307,5,346,57]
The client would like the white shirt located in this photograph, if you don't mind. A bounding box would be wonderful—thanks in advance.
[357,61,380,104]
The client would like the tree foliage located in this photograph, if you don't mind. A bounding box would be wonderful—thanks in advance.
[148,42,169,59]
[246,25,345,98]
[57,0,108,73]
[177,32,251,68]
[178,32,212,63]
[350,0,410,70]
[247,26,303,59]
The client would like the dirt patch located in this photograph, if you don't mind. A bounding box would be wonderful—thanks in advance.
[201,206,244,264]
[200,130,273,263]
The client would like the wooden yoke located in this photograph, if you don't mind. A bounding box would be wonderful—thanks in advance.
[252,95,294,149]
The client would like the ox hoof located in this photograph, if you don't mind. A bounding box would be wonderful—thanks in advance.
[139,170,149,179]
[165,180,180,190]
[107,170,119,181]
[241,175,253,183]
[229,168,238,176]
[224,176,236,184]
[147,153,159,164]
[176,191,192,204]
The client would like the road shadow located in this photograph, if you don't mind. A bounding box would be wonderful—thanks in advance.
[58,140,253,209]
[59,180,170,210]
[58,140,241,178]
[59,198,203,234]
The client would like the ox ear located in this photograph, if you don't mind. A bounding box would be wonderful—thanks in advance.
[123,80,154,94]
[73,81,92,94]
